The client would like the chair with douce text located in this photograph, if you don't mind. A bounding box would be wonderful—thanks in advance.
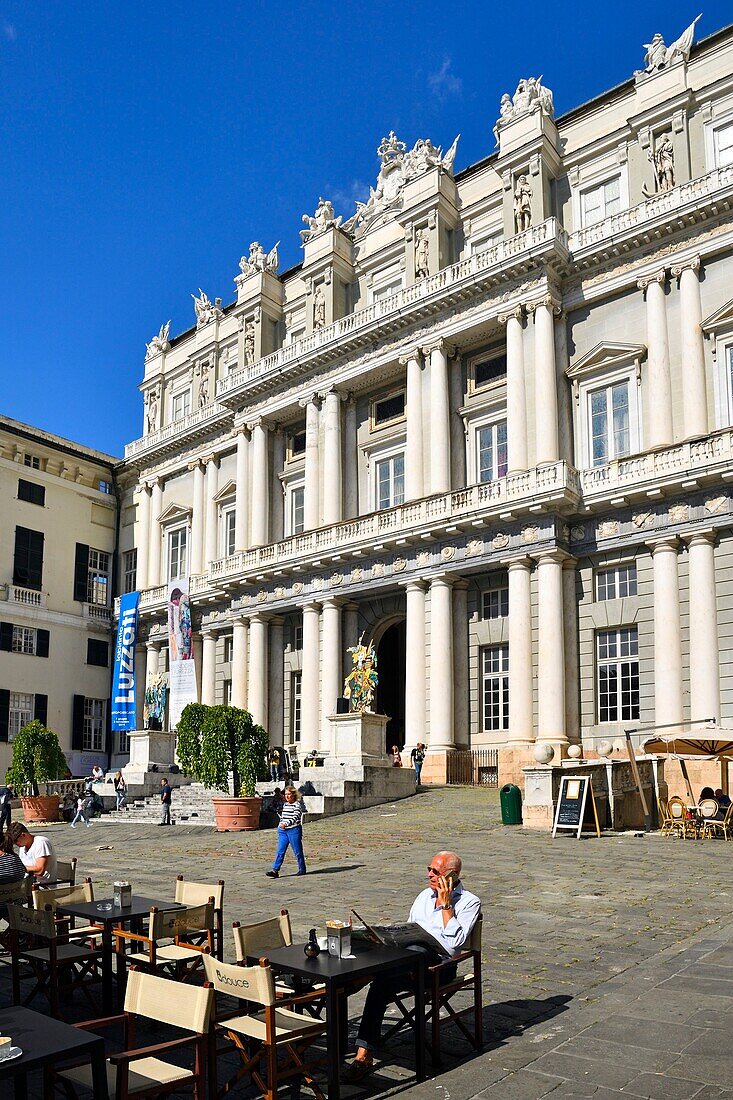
[175,875,225,960]
[114,902,215,983]
[7,901,102,1018]
[233,910,325,1014]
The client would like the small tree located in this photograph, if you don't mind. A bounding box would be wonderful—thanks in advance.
[176,704,268,798]
[7,720,68,797]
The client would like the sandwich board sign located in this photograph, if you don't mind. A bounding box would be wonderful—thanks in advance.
[552,775,601,838]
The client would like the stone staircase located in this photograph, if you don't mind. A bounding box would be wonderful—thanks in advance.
[102,782,223,826]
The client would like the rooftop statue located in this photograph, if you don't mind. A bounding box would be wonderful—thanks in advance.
[192,289,222,328]
[343,634,379,713]
[495,76,554,136]
[145,320,171,360]
[239,240,280,277]
[640,14,701,74]
[300,197,342,244]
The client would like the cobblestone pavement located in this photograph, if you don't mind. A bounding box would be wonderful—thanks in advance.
[4,787,733,1098]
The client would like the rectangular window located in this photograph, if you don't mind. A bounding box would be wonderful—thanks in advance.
[23,454,41,470]
[372,278,402,304]
[83,698,105,752]
[222,679,232,706]
[714,120,733,167]
[224,510,236,557]
[482,586,509,620]
[87,639,109,667]
[171,390,191,423]
[9,692,34,740]
[372,391,406,428]
[581,175,621,227]
[596,563,637,602]
[123,549,137,594]
[13,527,44,591]
[472,231,502,255]
[477,420,508,482]
[98,480,112,495]
[12,626,37,655]
[18,479,45,507]
[118,731,130,755]
[474,354,507,390]
[290,672,302,743]
[589,380,630,466]
[596,627,640,723]
[168,527,188,581]
[481,645,509,731]
[287,430,306,459]
[376,453,405,511]
[290,486,305,536]
[223,636,233,664]
[292,624,303,651]
[87,548,111,606]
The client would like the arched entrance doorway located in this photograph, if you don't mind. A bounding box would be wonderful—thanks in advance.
[376,619,406,752]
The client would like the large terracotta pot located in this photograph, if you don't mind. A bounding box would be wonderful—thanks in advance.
[21,794,61,824]
[212,796,262,832]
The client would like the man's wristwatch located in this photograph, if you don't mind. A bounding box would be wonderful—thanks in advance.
[438,904,453,911]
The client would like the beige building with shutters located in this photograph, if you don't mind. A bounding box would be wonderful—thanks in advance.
[0,415,118,778]
[110,21,733,783]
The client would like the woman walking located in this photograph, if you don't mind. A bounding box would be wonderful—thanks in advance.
[70,791,93,828]
[266,786,307,878]
[113,771,127,811]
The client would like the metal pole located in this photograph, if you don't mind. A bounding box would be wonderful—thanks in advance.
[625,731,652,832]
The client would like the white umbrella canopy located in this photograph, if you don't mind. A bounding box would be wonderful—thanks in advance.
[641,727,733,802]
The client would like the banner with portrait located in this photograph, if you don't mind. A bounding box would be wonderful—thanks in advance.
[168,577,197,729]
[111,591,139,731]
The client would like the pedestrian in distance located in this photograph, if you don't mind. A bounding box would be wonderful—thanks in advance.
[268,746,281,784]
[410,742,426,787]
[158,777,172,825]
[391,744,403,768]
[113,770,127,811]
[266,785,307,877]
[0,783,14,835]
[70,793,92,829]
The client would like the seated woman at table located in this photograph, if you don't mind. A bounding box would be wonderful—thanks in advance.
[0,833,25,884]
[700,786,716,801]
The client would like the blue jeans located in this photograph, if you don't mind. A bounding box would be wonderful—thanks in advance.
[272,825,306,873]
[414,762,423,786]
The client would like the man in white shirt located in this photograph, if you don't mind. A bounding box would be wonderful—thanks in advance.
[8,822,58,883]
[346,850,480,1078]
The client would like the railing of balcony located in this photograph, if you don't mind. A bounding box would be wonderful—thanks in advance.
[579,430,733,495]
[83,603,113,623]
[8,585,46,608]
[124,402,230,461]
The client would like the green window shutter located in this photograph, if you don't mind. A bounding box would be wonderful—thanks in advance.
[71,695,85,751]
[73,544,89,603]
[36,629,50,659]
[34,694,48,726]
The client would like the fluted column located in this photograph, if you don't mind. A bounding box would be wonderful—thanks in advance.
[300,603,320,753]
[403,351,424,501]
[425,341,451,494]
[651,537,683,729]
[203,456,219,568]
[321,598,342,753]
[639,270,673,449]
[507,557,533,743]
[190,461,205,574]
[148,478,163,586]
[672,257,707,440]
[403,581,426,751]
[247,614,269,728]
[342,601,360,684]
[268,617,285,745]
[136,485,151,591]
[231,617,249,709]
[134,645,147,730]
[452,580,470,748]
[249,419,270,547]
[234,428,250,553]
[201,632,217,706]
[344,396,358,519]
[501,307,528,474]
[303,395,320,531]
[562,558,580,745]
[531,298,560,464]
[536,551,567,743]
[322,390,343,526]
[429,577,455,750]
[686,531,720,722]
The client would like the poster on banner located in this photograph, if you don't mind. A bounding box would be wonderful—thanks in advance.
[111,592,140,731]
[168,577,197,729]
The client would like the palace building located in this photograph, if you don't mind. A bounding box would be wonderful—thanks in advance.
[115,20,733,782]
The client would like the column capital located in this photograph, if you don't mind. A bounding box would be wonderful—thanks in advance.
[671,254,701,279]
[429,573,454,588]
[561,554,578,571]
[420,338,456,359]
[506,554,533,572]
[136,482,153,498]
[246,416,268,432]
[245,610,270,624]
[318,386,347,404]
[187,459,205,473]
[230,613,249,627]
[648,534,680,554]
[319,596,345,610]
[682,527,717,548]
[534,548,574,567]
[298,392,321,410]
[399,579,427,593]
[526,293,562,317]
[299,600,321,614]
[637,268,667,292]
[398,349,422,367]
[145,639,162,652]
[233,422,251,439]
[497,304,525,326]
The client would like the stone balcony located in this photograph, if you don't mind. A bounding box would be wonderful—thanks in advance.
[4,584,47,609]
[82,602,113,626]
[123,403,231,465]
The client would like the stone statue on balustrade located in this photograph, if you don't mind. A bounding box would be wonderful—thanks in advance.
[313,285,326,330]
[243,319,255,365]
[300,198,342,243]
[644,133,675,197]
[239,241,279,277]
[494,76,554,140]
[514,175,533,233]
[145,388,159,434]
[640,15,701,75]
[192,289,222,328]
[145,320,170,360]
[414,227,430,280]
[343,634,379,713]
[198,374,209,408]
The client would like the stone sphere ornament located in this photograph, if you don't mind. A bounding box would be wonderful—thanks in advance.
[597,739,614,758]
[566,744,582,760]
[533,743,555,764]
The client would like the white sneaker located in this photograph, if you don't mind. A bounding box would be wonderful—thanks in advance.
[85,821,91,827]
[70,823,76,829]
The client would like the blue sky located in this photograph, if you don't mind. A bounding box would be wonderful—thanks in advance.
[2,2,730,457]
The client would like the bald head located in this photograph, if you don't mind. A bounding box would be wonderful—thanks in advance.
[432,851,462,876]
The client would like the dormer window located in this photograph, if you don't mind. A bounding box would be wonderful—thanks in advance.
[287,430,306,461]
[581,175,621,227]
[371,390,406,430]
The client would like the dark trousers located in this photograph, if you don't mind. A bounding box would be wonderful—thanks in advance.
[0,805,10,833]
[161,802,171,825]
[357,946,456,1051]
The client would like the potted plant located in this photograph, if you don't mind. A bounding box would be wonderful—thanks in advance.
[176,703,268,831]
[7,719,68,824]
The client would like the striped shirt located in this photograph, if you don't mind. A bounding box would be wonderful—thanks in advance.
[0,852,26,884]
[279,799,306,829]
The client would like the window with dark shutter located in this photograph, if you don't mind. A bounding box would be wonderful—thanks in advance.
[71,694,85,751]
[0,623,12,652]
[87,639,108,667]
[18,479,45,507]
[36,629,50,659]
[0,689,9,743]
[34,694,48,726]
[73,544,90,603]
[13,527,44,591]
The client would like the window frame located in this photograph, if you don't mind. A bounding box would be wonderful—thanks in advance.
[87,548,111,607]
[9,692,34,740]
[170,387,192,424]
[370,272,403,305]
[481,585,509,620]
[123,549,138,594]
[595,562,638,602]
[704,107,733,170]
[370,389,406,432]
[474,415,508,485]
[373,447,405,511]
[290,671,302,745]
[481,644,510,732]
[167,524,188,582]
[596,626,640,724]
[83,698,105,752]
[221,506,236,558]
[12,626,37,655]
[575,363,642,470]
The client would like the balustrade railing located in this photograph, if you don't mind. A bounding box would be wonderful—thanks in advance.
[8,585,46,608]
[579,430,733,496]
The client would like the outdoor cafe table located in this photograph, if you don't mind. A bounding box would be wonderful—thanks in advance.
[55,895,184,1013]
[265,940,426,1100]
[0,1005,109,1100]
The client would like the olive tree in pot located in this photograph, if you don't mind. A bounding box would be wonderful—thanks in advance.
[176,703,268,831]
[7,719,68,824]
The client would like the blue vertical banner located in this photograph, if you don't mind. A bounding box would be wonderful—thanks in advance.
[111,592,140,731]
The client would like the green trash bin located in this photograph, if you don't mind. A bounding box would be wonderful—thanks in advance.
[500,783,522,825]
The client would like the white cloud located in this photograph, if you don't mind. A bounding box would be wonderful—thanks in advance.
[329,179,370,216]
[429,58,462,102]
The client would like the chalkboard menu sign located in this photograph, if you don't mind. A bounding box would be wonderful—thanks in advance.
[552,776,601,838]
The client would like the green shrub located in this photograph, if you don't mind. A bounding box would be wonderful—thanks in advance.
[7,720,68,797]
[176,704,268,798]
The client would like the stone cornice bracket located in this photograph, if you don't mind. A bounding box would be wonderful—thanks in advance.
[497,304,525,326]
[670,254,701,279]
[637,268,667,292]
[420,338,457,359]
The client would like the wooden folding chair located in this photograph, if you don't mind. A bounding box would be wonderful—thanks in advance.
[114,902,215,983]
[7,901,102,1018]
[46,969,213,1100]
[0,877,31,956]
[175,875,225,960]
[203,954,327,1100]
[233,910,325,1014]
[32,879,103,945]
[54,857,78,886]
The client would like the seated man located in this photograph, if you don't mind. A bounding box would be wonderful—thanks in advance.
[347,850,480,1078]
[715,788,731,808]
[8,822,57,883]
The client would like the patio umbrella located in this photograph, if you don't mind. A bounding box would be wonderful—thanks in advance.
[640,728,733,803]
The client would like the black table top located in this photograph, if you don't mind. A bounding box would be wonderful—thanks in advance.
[56,896,184,922]
[0,1006,102,1075]
[265,940,422,982]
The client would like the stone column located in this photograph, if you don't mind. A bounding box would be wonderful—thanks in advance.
[192,633,202,700]
[231,617,249,709]
[500,307,528,474]
[452,580,470,748]
[429,577,455,750]
[425,341,451,494]
[686,531,720,722]
[136,484,151,591]
[536,551,567,743]
[531,297,560,465]
[403,581,426,751]
[249,419,270,547]
[190,461,205,575]
[203,456,219,568]
[234,428,250,553]
[342,601,360,685]
[651,538,683,729]
[268,617,285,745]
[201,632,217,706]
[247,613,269,729]
[145,640,160,681]
[134,644,147,730]
[303,395,320,531]
[300,603,320,754]
[403,351,424,501]
[271,428,285,543]
[672,257,707,440]
[639,270,673,449]
[562,558,580,745]
[322,390,343,526]
[507,557,533,744]
[321,598,342,753]
[148,478,163,587]
[343,396,358,520]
